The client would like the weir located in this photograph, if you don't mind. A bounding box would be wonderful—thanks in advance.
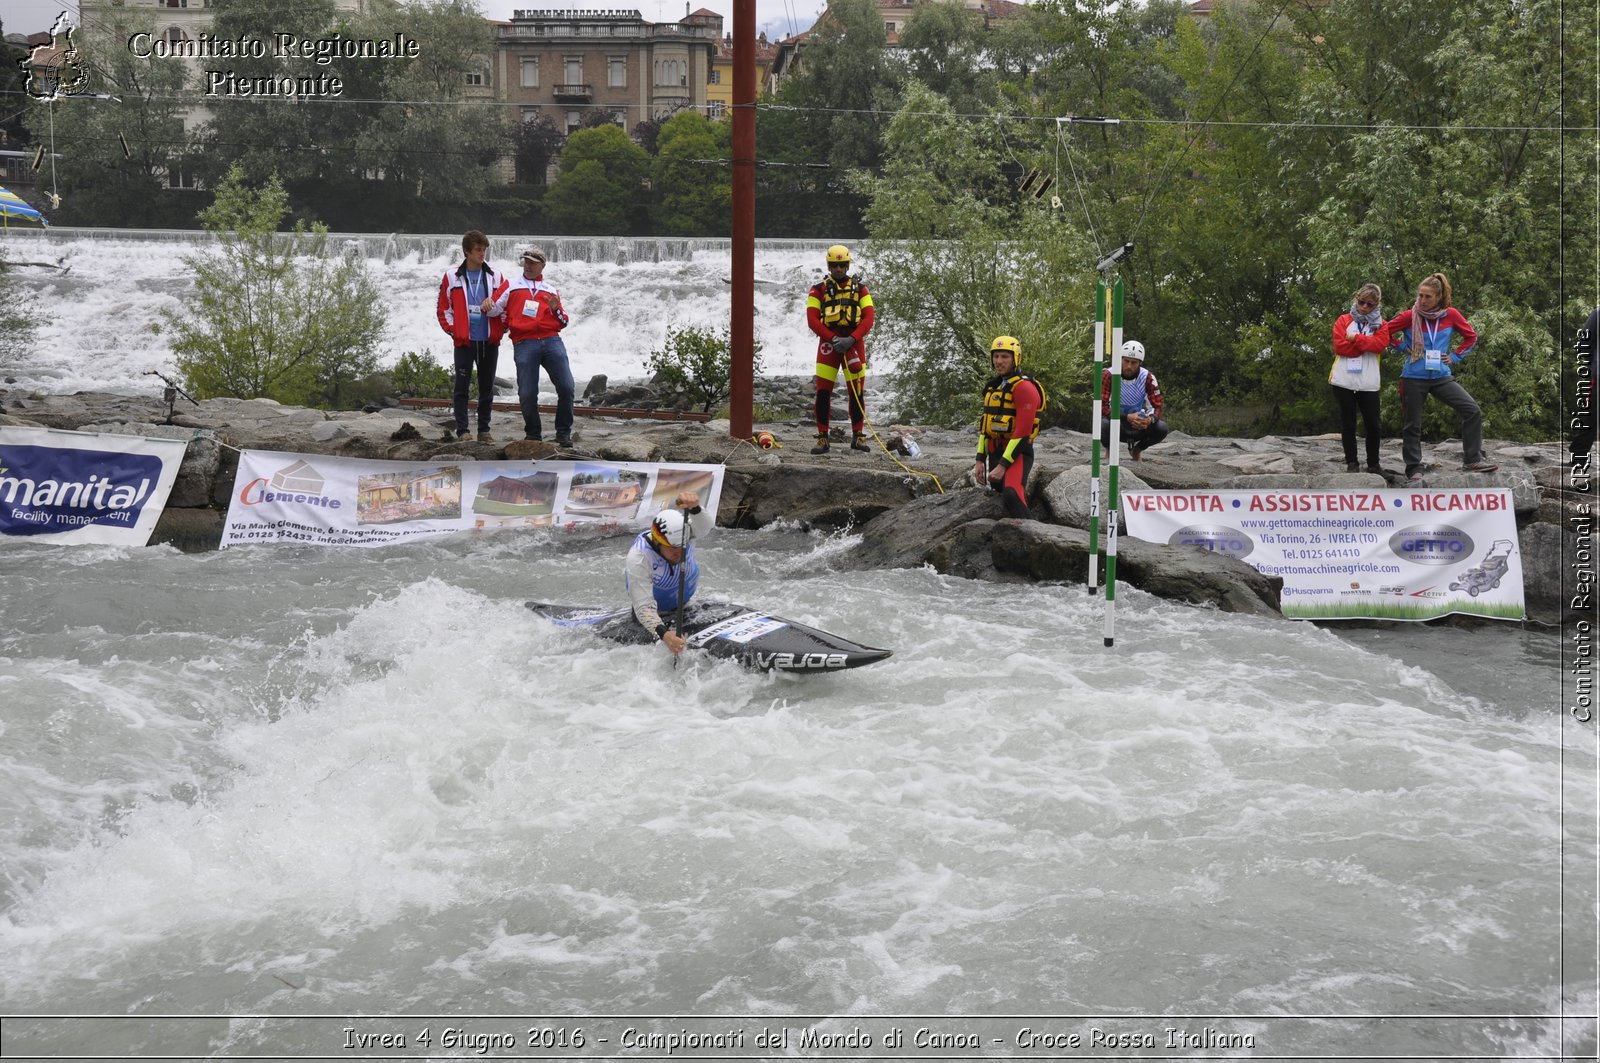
[1,227,822,266]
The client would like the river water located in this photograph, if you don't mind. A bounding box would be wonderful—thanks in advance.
[0,231,1595,1060]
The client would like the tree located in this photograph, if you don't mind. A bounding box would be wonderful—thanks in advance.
[0,18,31,152]
[896,1,1003,117]
[195,0,508,228]
[544,124,650,234]
[653,111,730,236]
[755,0,902,235]
[169,165,385,407]
[513,114,565,185]
[861,83,1096,427]
[19,6,198,226]
[646,325,763,413]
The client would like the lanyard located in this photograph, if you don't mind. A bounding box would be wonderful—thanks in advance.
[1421,315,1445,352]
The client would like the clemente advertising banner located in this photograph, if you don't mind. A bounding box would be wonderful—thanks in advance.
[1121,488,1524,622]
[0,426,188,546]
[221,450,726,548]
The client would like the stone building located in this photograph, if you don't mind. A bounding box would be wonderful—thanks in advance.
[493,7,719,135]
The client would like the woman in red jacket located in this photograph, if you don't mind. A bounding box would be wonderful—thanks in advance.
[1329,282,1390,473]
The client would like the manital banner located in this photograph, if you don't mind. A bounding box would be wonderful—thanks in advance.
[1121,488,1524,622]
[0,426,189,546]
[220,450,726,548]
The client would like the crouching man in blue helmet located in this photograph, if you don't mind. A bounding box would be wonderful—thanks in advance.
[625,490,714,655]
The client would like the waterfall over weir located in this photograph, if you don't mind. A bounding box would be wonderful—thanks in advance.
[5,227,821,264]
[3,229,836,393]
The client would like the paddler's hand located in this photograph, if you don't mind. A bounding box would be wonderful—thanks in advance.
[663,629,687,655]
[987,460,1009,484]
[675,489,700,510]
[972,460,987,485]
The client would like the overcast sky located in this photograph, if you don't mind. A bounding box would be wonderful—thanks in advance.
[6,0,822,45]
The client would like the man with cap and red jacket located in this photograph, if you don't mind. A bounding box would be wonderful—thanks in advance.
[436,229,509,441]
[492,247,575,445]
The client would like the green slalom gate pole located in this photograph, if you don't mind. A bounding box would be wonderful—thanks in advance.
[1103,277,1124,647]
[1088,283,1108,594]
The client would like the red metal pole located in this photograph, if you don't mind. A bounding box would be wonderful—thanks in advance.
[729,0,756,441]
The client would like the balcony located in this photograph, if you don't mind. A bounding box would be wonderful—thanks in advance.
[552,83,594,100]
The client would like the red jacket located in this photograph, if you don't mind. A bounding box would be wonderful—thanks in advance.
[493,277,569,342]
[1332,313,1391,359]
[437,264,509,346]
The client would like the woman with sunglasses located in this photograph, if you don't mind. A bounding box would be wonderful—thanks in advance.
[1330,282,1391,474]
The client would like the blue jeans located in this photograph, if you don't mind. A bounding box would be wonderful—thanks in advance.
[513,337,575,439]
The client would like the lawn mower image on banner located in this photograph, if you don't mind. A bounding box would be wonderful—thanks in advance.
[1449,539,1516,597]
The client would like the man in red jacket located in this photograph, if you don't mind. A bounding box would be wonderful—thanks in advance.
[492,248,574,445]
[436,230,509,442]
[974,335,1047,519]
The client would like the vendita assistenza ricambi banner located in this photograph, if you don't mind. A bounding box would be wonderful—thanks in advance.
[1121,488,1523,622]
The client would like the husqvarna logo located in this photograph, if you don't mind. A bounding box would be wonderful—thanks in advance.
[238,459,343,509]
[1169,524,1254,559]
[1388,524,1473,566]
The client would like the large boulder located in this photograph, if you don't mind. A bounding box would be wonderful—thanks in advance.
[842,488,1008,569]
[77,421,224,509]
[1519,520,1587,626]
[843,493,1283,616]
[726,463,934,529]
[1040,464,1155,529]
[981,520,1283,616]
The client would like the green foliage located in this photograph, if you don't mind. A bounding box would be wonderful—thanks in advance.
[0,20,30,152]
[847,0,1582,441]
[513,114,564,185]
[646,324,764,413]
[545,124,651,235]
[753,0,904,234]
[654,111,730,236]
[859,82,1094,427]
[194,0,508,228]
[20,6,198,227]
[170,165,385,407]
[390,351,453,399]
[0,246,36,371]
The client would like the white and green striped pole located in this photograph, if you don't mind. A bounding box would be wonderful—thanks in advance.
[1088,284,1109,593]
[1103,277,1124,648]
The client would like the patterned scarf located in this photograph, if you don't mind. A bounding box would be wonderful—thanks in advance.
[1407,296,1449,362]
[1349,301,1384,333]
[1412,299,1448,323]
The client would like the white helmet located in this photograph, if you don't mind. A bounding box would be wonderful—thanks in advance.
[1120,340,1146,362]
[649,508,686,548]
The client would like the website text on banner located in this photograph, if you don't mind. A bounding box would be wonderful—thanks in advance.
[221,450,726,549]
[1121,489,1523,622]
[0,426,188,547]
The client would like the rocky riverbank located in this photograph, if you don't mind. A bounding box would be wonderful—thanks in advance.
[1,386,1586,628]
